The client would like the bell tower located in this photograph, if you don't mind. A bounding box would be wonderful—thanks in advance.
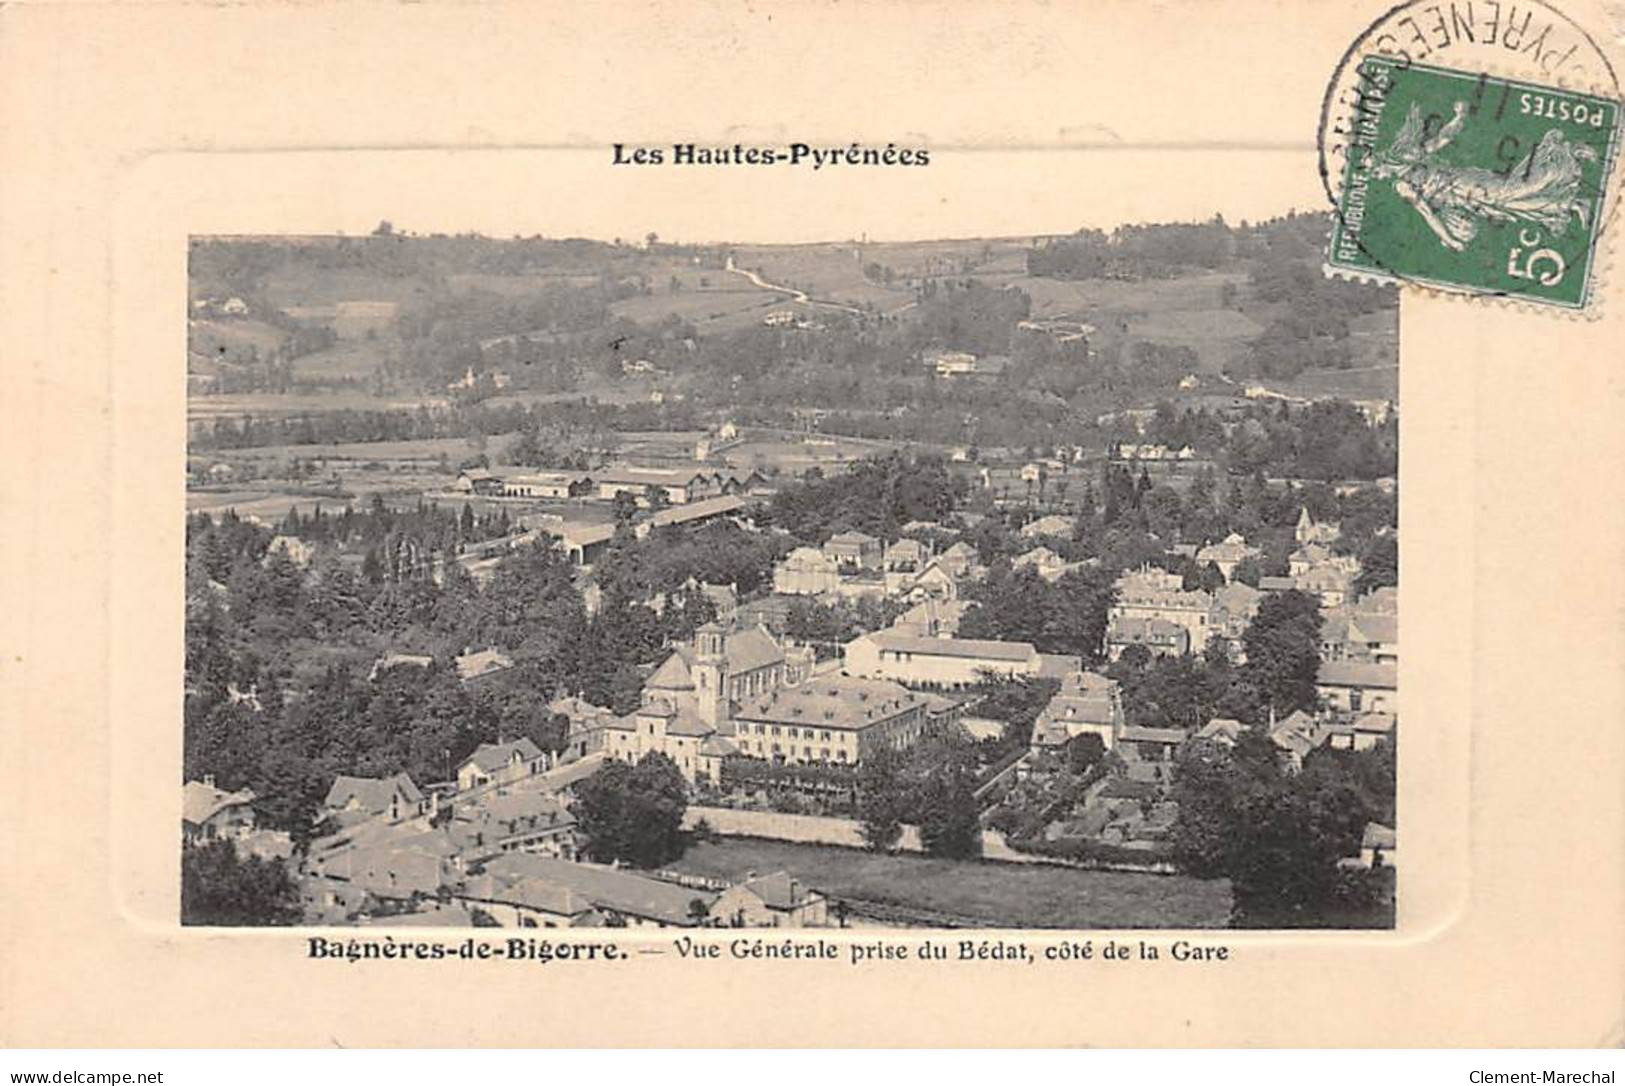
[693,622,729,728]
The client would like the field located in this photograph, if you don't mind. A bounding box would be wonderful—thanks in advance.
[446,272,602,295]
[608,287,782,332]
[185,485,424,522]
[188,317,289,366]
[186,390,452,425]
[671,838,1233,929]
[733,243,916,309]
[288,338,392,382]
[721,435,896,475]
[211,435,495,466]
[1259,364,1399,402]
[258,265,432,309]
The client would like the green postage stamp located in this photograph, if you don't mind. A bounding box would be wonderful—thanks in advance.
[1327,57,1621,309]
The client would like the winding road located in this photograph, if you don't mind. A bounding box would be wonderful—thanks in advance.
[724,256,867,315]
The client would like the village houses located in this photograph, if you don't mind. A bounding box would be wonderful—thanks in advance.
[1109,567,1214,654]
[457,738,548,792]
[1029,670,1125,752]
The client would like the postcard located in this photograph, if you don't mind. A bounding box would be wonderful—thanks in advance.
[2,0,1621,1048]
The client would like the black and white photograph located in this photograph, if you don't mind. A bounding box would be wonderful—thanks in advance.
[12,0,1625,1061]
[181,212,1400,931]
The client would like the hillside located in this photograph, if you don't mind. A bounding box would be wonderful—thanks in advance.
[188,214,1397,439]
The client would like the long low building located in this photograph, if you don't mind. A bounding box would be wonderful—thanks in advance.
[474,854,715,928]
[729,676,928,765]
[842,631,1044,689]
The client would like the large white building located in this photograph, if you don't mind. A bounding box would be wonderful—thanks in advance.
[603,621,941,783]
[1108,569,1214,654]
[729,677,928,766]
[842,630,1046,689]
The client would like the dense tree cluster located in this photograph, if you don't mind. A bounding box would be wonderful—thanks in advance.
[958,565,1116,663]
[1025,218,1237,280]
[763,453,966,542]
[784,596,906,655]
[593,520,789,602]
[910,279,1032,356]
[572,754,690,868]
[1171,733,1395,927]
[855,734,988,860]
[181,840,302,926]
[183,512,701,830]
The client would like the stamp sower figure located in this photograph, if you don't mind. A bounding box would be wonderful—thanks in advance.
[1373,101,1596,252]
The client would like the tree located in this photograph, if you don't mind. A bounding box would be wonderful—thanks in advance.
[574,754,689,867]
[1066,731,1107,774]
[1231,555,1264,588]
[914,758,983,860]
[1241,590,1322,717]
[612,491,639,528]
[856,745,907,852]
[181,840,301,926]
[1353,535,1397,598]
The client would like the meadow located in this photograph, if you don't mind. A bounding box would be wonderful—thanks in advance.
[672,837,1233,929]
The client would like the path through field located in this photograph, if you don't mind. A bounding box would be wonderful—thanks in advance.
[724,257,867,315]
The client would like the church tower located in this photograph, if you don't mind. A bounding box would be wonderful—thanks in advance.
[693,622,729,728]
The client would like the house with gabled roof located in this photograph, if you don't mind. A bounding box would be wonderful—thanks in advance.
[1209,581,1263,662]
[182,777,258,846]
[1196,532,1260,581]
[1317,659,1397,715]
[1196,717,1248,747]
[1013,546,1084,584]
[823,530,882,572]
[449,789,578,863]
[549,694,618,762]
[891,597,974,640]
[883,537,929,572]
[710,871,828,928]
[1030,670,1124,752]
[1344,611,1398,666]
[1019,514,1075,541]
[456,738,546,793]
[936,540,984,580]
[322,772,426,823]
[1118,725,1188,785]
[1269,709,1330,772]
[900,558,960,601]
[1105,615,1191,660]
[773,546,841,596]
[454,646,514,684]
[455,873,601,928]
